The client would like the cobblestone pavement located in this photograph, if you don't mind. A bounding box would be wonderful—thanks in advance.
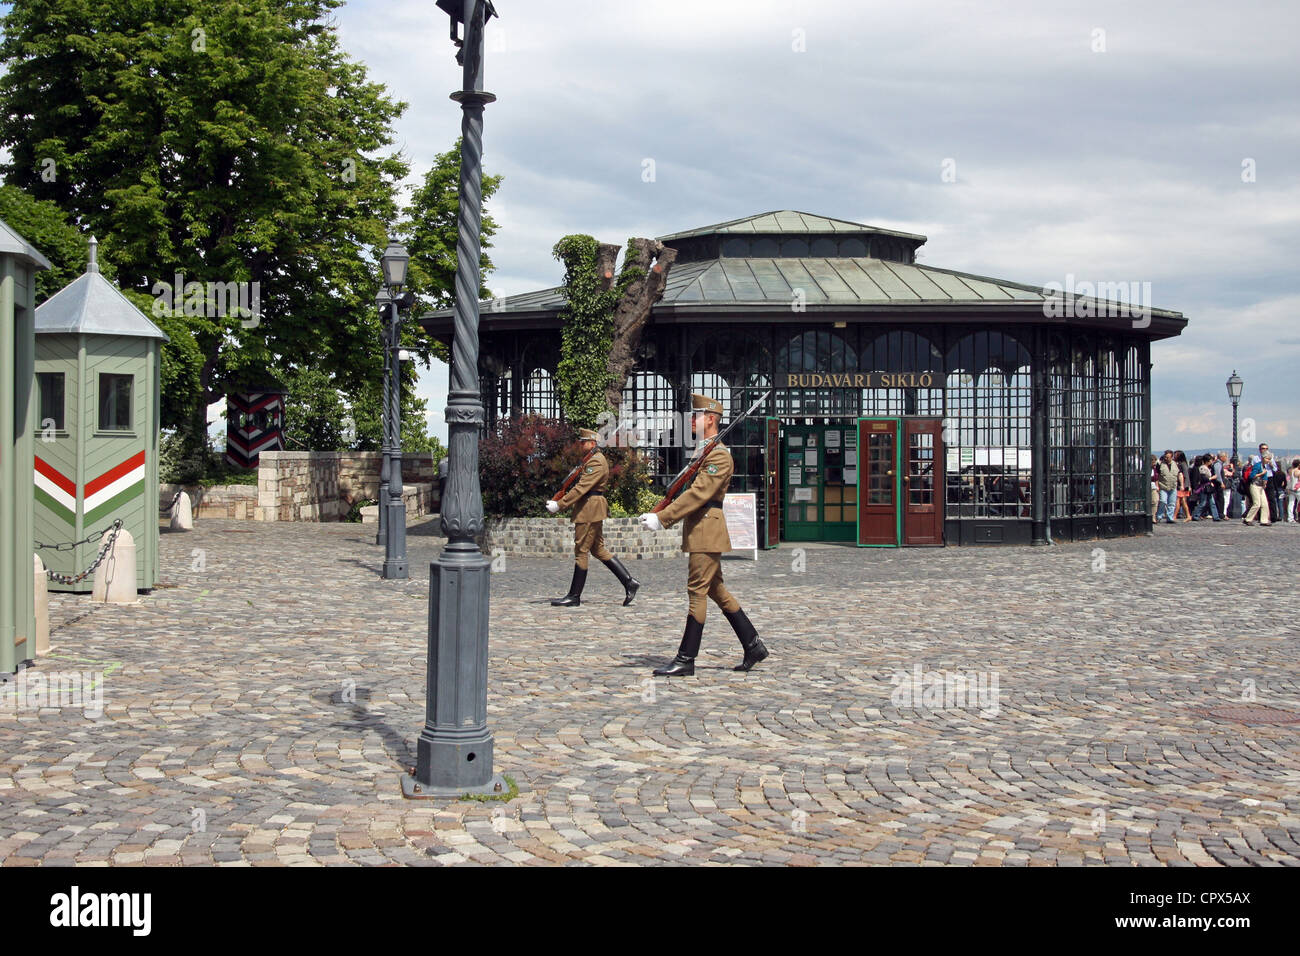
[3,516,1299,866]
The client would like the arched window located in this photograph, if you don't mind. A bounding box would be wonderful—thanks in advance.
[523,368,559,418]
[943,331,1032,519]
[861,331,943,415]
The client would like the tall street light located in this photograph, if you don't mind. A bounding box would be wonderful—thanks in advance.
[381,241,411,580]
[403,0,505,798]
[375,288,392,548]
[1226,370,1243,462]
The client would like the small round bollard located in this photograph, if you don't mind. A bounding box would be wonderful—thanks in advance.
[170,491,194,531]
[92,528,137,604]
[33,554,50,655]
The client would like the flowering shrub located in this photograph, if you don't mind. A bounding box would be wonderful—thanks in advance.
[479,415,657,517]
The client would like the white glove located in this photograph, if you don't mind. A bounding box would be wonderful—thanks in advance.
[545,500,560,514]
[640,512,662,531]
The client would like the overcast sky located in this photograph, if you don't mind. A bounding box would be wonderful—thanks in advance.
[334,0,1299,453]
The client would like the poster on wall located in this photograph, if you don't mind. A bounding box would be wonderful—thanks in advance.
[804,449,818,467]
[826,430,841,447]
[788,466,802,485]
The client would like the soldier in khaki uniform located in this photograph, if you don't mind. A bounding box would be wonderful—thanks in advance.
[546,428,640,607]
[640,394,768,676]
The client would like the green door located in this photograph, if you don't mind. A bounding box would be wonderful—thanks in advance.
[782,424,858,542]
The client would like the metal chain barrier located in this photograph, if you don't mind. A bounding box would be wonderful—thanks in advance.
[160,489,182,517]
[35,519,125,585]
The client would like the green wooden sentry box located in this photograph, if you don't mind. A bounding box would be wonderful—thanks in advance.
[1,218,50,673]
[33,239,167,593]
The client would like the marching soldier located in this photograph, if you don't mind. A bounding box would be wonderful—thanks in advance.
[640,394,768,676]
[546,428,640,607]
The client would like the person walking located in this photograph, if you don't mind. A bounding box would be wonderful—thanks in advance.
[1173,451,1193,522]
[1156,450,1180,524]
[1242,453,1272,526]
[640,393,767,676]
[547,427,640,607]
[1191,454,1222,521]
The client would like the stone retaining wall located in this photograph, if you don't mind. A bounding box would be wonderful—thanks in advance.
[256,451,343,521]
[338,452,439,505]
[477,516,682,559]
[161,451,442,523]
[159,483,257,520]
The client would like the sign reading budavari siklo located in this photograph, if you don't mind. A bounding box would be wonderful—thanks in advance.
[782,372,937,388]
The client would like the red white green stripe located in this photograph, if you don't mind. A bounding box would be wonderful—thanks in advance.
[83,450,146,525]
[34,456,76,525]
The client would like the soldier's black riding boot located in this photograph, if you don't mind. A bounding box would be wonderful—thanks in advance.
[724,607,768,671]
[550,565,587,607]
[601,557,641,606]
[653,616,704,676]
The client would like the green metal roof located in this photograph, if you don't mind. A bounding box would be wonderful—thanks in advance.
[428,257,1181,319]
[35,239,168,341]
[657,209,927,242]
[0,217,52,270]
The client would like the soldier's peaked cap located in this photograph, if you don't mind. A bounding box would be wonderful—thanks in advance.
[577,428,599,441]
[691,393,723,415]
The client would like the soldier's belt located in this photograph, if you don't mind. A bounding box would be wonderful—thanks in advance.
[704,501,722,509]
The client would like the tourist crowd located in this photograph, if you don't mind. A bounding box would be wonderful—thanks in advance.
[1150,444,1300,526]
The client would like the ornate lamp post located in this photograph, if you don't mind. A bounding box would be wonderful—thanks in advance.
[1226,370,1243,461]
[380,241,411,580]
[403,0,505,797]
[375,288,392,548]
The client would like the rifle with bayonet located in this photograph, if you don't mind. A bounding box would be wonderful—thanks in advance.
[551,446,598,502]
[651,390,772,513]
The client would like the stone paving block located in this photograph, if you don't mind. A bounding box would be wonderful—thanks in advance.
[5,518,1298,866]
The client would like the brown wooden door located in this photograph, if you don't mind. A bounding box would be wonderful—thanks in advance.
[903,419,944,546]
[765,417,780,547]
[857,418,898,546]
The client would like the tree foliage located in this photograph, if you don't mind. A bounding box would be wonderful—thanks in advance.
[0,0,408,437]
[552,235,619,429]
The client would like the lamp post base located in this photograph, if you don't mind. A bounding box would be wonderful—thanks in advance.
[400,771,510,799]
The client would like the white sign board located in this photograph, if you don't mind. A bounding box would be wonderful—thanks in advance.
[723,493,759,556]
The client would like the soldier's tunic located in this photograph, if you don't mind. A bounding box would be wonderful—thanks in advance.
[656,441,740,624]
[557,451,612,570]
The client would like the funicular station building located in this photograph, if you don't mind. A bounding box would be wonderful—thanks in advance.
[422,211,1186,547]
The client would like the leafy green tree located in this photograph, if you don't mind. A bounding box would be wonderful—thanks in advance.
[0,0,408,452]
[402,138,503,314]
[0,184,88,301]
[281,365,347,452]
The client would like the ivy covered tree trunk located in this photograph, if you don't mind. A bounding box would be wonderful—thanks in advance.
[602,238,676,411]
[553,235,675,427]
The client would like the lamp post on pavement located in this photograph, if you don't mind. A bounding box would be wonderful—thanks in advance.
[1226,370,1243,462]
[375,288,392,548]
[402,0,505,798]
[381,241,411,580]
